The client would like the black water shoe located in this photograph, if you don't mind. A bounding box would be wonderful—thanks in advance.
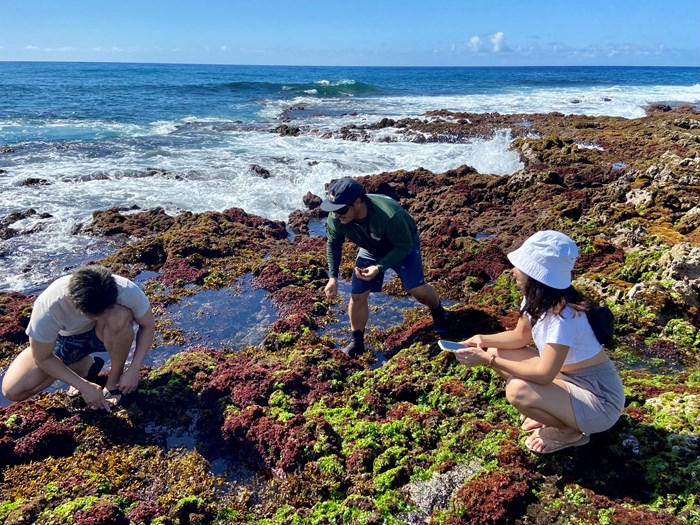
[431,304,449,337]
[341,329,365,357]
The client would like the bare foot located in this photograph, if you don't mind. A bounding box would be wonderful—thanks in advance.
[520,416,544,432]
[525,426,590,454]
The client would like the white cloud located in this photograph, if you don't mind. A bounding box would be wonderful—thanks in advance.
[91,46,139,53]
[491,32,506,53]
[468,33,510,53]
[468,36,483,52]
[24,45,73,52]
[220,45,228,51]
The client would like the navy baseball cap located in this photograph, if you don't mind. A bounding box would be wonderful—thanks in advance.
[320,178,365,212]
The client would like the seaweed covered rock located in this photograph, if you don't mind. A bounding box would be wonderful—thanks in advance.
[0,291,33,365]
[0,400,79,465]
[2,106,700,524]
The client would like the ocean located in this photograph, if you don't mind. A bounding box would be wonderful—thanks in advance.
[1,62,699,293]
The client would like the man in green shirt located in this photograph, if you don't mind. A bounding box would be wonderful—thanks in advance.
[321,177,448,356]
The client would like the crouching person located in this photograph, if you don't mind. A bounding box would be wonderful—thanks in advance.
[2,266,155,411]
[452,231,625,454]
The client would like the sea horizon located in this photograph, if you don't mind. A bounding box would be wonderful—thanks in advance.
[2,60,699,68]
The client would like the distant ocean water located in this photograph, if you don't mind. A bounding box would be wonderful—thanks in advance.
[1,62,699,293]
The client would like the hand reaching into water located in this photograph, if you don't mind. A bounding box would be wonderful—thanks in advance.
[324,278,338,298]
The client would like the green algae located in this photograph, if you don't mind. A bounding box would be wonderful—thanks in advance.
[645,393,700,433]
[1,446,223,524]
[3,414,19,427]
[0,500,24,523]
[41,495,101,521]
[663,319,700,351]
[614,246,666,282]
[3,109,700,524]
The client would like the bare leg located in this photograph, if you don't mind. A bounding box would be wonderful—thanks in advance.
[504,375,588,452]
[406,284,440,310]
[2,348,95,402]
[505,377,579,431]
[488,346,549,431]
[348,291,370,332]
[95,305,134,392]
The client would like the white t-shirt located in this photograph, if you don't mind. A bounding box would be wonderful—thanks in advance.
[524,299,602,366]
[25,274,151,344]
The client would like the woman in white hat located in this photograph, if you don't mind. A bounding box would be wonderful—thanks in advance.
[453,230,625,454]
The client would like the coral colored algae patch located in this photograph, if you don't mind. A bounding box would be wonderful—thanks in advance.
[1,106,700,524]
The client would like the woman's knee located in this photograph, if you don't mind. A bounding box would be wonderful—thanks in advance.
[505,378,535,407]
[1,377,15,399]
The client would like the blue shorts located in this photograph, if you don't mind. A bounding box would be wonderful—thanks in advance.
[351,242,427,295]
[53,328,106,365]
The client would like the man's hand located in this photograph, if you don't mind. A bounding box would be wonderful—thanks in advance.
[355,265,380,281]
[324,278,338,298]
[80,381,112,411]
[116,367,140,394]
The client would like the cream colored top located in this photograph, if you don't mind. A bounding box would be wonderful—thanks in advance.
[26,274,150,343]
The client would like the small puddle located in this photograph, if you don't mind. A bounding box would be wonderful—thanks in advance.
[152,275,274,366]
[319,270,457,368]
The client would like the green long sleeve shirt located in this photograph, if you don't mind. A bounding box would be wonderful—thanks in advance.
[326,194,420,278]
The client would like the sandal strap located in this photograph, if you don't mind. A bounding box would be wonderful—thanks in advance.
[104,388,123,397]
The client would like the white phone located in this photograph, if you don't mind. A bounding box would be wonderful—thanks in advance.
[438,340,466,352]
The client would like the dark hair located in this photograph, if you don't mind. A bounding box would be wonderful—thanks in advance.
[520,275,592,326]
[68,266,118,316]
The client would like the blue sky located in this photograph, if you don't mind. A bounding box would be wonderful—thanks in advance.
[1,0,698,67]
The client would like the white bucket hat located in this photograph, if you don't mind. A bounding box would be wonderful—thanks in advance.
[507,230,578,289]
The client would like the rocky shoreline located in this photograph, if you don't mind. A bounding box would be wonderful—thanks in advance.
[1,105,699,524]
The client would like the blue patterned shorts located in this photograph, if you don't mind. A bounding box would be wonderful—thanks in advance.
[53,328,106,365]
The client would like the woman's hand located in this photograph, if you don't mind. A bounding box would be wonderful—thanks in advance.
[454,346,490,367]
[464,334,486,350]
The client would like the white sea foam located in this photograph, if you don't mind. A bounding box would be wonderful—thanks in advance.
[261,84,700,122]
[149,120,179,135]
[2,81,699,292]
[0,127,522,291]
[0,118,146,142]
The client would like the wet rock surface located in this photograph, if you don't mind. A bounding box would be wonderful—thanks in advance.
[1,106,699,524]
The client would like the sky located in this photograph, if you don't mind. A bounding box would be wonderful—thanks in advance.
[1,0,698,67]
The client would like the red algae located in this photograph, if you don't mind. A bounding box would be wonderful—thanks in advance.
[2,107,700,524]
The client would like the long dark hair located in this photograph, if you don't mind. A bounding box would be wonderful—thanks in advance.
[520,275,593,325]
